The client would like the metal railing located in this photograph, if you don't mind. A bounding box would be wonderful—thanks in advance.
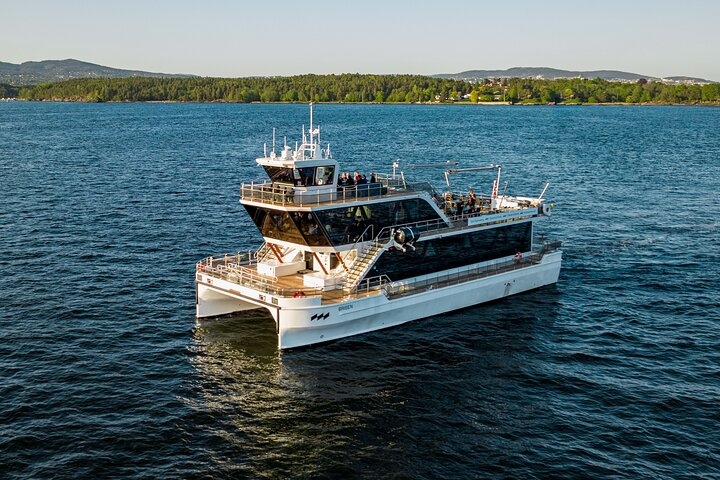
[382,241,562,299]
[196,240,561,300]
[341,274,393,296]
[342,243,384,286]
[196,254,324,298]
[240,177,436,207]
[373,207,539,244]
[333,224,376,278]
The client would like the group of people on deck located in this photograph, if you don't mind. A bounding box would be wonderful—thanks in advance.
[338,171,376,187]
[455,187,480,215]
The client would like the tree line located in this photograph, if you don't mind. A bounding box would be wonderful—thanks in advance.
[490,77,720,104]
[3,74,719,104]
[11,75,471,103]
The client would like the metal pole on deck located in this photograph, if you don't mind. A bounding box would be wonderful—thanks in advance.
[539,182,550,200]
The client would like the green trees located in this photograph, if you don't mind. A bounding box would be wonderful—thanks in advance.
[0,83,19,98]
[260,87,280,102]
[7,74,719,105]
[701,84,720,102]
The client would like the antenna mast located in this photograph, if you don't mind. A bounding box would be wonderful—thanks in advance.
[309,102,314,146]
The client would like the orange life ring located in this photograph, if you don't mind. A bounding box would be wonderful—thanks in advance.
[292,291,306,298]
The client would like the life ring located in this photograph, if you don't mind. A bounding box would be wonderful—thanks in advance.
[198,264,205,271]
[292,291,306,298]
[513,252,523,264]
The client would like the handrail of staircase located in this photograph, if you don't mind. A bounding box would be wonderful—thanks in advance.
[333,224,375,277]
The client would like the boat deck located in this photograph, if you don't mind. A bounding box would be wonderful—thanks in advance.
[272,270,380,304]
[198,258,382,304]
[197,240,562,305]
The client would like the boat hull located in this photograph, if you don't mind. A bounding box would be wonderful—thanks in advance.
[196,251,562,349]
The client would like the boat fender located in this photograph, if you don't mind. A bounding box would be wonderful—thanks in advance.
[541,203,551,216]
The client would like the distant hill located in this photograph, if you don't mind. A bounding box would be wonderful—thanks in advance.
[0,59,196,85]
[434,67,715,85]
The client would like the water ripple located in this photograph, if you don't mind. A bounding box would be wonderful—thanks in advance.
[1,103,719,479]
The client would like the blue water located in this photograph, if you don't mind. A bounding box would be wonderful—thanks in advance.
[1,102,719,479]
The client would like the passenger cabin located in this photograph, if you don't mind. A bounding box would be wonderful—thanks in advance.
[239,121,449,290]
[238,109,548,294]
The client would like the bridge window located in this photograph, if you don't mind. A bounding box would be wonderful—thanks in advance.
[263,166,294,184]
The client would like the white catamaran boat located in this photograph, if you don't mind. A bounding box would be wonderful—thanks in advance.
[196,105,562,349]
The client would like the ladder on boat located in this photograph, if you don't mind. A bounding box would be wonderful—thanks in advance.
[342,241,386,290]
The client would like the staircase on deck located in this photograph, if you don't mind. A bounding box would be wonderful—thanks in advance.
[342,241,385,290]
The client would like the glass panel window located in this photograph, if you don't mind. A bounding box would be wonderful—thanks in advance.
[314,198,443,246]
[294,167,316,187]
[315,166,335,186]
[263,166,294,184]
[243,205,331,247]
[244,205,304,244]
[292,211,329,246]
[369,222,532,281]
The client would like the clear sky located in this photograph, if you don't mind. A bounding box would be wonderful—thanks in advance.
[2,0,719,80]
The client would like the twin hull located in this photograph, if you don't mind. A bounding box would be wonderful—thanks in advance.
[197,251,562,349]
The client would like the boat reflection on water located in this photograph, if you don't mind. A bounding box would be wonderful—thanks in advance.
[187,289,561,477]
[194,310,281,362]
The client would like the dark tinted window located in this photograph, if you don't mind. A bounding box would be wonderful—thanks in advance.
[314,198,443,246]
[263,166,335,187]
[263,166,294,184]
[296,167,316,187]
[292,211,329,246]
[369,222,532,281]
[243,205,331,247]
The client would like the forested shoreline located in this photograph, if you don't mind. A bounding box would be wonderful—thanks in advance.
[2,74,719,104]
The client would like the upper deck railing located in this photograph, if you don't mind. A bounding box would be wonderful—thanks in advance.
[240,175,437,207]
[370,205,540,245]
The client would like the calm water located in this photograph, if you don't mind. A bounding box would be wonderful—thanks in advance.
[1,102,719,479]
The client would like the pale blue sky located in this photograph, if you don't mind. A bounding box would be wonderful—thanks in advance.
[2,0,719,80]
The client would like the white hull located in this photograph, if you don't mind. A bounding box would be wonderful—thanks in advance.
[197,251,562,349]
